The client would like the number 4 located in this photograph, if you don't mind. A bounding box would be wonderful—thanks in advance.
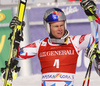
[53,59,59,68]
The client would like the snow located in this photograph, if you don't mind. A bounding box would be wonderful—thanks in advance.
[0,71,100,86]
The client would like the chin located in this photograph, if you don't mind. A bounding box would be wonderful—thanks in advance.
[56,37,62,39]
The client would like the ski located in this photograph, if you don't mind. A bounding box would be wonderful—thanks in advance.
[3,0,27,86]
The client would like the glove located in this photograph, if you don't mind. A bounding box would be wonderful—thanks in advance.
[1,59,20,81]
[8,30,23,49]
[8,16,25,49]
[9,16,25,30]
[85,42,99,60]
[85,47,95,58]
[80,0,97,21]
[85,42,100,73]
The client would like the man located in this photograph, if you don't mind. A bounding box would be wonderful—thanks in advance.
[1,0,100,86]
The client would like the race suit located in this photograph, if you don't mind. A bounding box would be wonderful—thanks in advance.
[17,21,100,86]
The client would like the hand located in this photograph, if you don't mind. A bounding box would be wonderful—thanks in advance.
[80,0,97,16]
[85,42,100,74]
[14,29,23,49]
[8,16,25,49]
[8,29,23,49]
[1,59,20,81]
[85,46,95,58]
[9,16,25,30]
[85,42,99,60]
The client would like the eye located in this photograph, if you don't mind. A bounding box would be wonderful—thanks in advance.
[60,24,64,27]
[55,26,58,27]
[53,25,58,28]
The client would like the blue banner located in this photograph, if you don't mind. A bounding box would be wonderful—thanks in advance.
[29,4,100,21]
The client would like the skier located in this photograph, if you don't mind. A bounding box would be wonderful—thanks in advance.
[1,0,100,86]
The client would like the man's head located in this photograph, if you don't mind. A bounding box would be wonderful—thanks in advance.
[43,8,68,39]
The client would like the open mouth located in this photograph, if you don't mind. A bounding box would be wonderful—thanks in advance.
[57,32,63,35]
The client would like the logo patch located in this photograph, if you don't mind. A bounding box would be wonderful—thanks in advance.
[79,35,85,44]
[52,11,61,17]
[41,41,47,46]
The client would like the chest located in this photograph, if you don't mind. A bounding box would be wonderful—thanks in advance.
[38,39,79,73]
[38,40,78,61]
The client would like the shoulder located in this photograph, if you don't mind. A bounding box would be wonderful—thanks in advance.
[33,38,48,46]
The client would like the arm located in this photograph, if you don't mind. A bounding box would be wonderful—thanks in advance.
[9,16,42,59]
[90,20,99,43]
[71,34,95,52]
[17,39,43,59]
[80,0,100,46]
[71,0,99,52]
[80,0,100,75]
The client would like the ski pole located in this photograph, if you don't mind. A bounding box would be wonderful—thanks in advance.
[82,42,98,86]
[82,60,92,86]
[87,61,92,86]
[87,50,96,86]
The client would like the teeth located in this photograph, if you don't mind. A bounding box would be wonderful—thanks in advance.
[58,32,62,34]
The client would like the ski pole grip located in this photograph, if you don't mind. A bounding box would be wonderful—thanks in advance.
[80,0,100,24]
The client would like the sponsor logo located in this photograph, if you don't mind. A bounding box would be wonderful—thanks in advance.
[79,35,85,44]
[0,13,5,21]
[52,11,62,17]
[62,6,79,15]
[42,73,72,80]
[39,50,75,57]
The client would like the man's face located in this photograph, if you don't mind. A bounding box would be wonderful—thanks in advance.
[50,21,65,39]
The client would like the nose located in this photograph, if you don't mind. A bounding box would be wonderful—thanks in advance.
[58,26,63,31]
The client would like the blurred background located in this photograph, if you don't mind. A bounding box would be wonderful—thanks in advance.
[0,0,100,86]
